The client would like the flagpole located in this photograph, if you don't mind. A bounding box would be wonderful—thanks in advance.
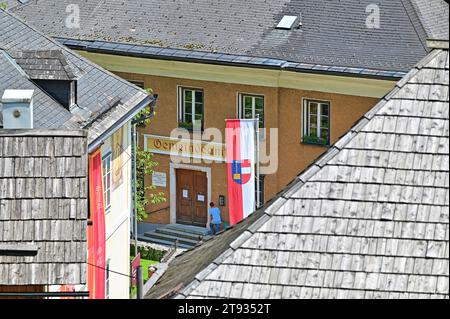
[255,114,260,210]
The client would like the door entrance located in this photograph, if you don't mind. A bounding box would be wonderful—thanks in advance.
[176,169,208,226]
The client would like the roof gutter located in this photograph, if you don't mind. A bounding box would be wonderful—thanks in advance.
[88,94,154,153]
[56,38,407,81]
[426,39,449,50]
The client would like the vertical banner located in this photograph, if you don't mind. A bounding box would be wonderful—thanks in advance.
[88,149,106,299]
[111,128,124,190]
[131,253,141,287]
[226,119,255,225]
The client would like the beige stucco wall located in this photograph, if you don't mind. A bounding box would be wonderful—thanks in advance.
[73,50,393,226]
[101,123,131,299]
[114,72,380,225]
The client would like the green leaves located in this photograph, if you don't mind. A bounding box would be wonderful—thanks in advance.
[133,89,166,221]
[302,134,328,146]
[135,88,155,127]
[135,149,166,222]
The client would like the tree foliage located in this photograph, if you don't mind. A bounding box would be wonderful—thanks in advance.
[135,148,166,221]
[133,87,166,221]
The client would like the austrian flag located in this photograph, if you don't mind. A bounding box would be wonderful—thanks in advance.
[225,119,256,225]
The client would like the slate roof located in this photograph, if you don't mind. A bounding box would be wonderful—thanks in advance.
[0,9,152,147]
[10,50,76,81]
[411,0,449,41]
[0,129,88,286]
[10,0,449,73]
[147,47,449,299]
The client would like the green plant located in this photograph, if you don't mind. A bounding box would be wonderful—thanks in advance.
[135,149,166,221]
[135,88,155,127]
[178,121,193,129]
[130,245,166,262]
[132,87,166,221]
[303,134,328,145]
[0,2,6,9]
[178,119,203,131]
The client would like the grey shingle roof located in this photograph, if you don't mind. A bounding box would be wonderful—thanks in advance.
[411,0,449,41]
[0,9,152,146]
[10,0,448,73]
[10,50,76,81]
[0,129,88,286]
[147,47,449,299]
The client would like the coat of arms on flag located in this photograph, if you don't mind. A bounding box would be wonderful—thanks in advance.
[225,119,256,225]
[231,159,252,184]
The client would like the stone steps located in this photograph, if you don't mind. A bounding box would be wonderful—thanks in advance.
[138,224,210,249]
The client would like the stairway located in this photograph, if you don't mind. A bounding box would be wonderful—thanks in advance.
[138,224,211,250]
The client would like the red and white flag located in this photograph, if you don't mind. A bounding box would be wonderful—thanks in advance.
[226,119,255,225]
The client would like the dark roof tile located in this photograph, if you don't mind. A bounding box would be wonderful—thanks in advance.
[0,10,151,145]
[11,0,443,72]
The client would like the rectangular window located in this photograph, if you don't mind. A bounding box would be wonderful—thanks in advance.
[102,152,112,212]
[302,99,330,145]
[69,81,77,106]
[238,94,264,130]
[178,87,204,131]
[105,259,111,299]
[255,175,265,208]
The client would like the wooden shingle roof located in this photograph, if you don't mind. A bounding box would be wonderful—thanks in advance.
[147,47,449,299]
[0,129,88,286]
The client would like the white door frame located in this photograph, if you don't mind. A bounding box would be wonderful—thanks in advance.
[170,162,212,229]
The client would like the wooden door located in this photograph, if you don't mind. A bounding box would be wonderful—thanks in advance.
[176,169,207,226]
[193,171,207,225]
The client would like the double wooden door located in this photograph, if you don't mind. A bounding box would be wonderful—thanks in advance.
[176,169,208,226]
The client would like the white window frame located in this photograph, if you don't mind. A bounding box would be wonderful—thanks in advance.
[256,174,265,208]
[178,87,204,130]
[105,258,111,299]
[69,81,77,106]
[238,93,265,139]
[102,152,112,212]
[302,99,330,145]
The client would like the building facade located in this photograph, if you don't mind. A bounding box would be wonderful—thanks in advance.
[79,52,395,227]
[9,0,445,229]
[99,123,133,299]
[0,9,153,298]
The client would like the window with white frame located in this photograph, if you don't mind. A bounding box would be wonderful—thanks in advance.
[178,87,204,130]
[105,259,111,299]
[238,94,264,130]
[255,175,265,208]
[302,99,330,145]
[102,152,112,211]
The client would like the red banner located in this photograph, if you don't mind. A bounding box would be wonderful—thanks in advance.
[131,253,141,287]
[226,120,256,225]
[87,149,106,299]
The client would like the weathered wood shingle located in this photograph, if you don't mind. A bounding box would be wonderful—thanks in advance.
[0,129,88,286]
[147,48,449,299]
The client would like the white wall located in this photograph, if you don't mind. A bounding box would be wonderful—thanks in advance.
[101,122,132,299]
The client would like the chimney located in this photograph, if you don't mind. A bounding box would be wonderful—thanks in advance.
[1,89,34,129]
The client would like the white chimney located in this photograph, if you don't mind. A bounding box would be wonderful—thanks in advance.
[1,89,34,129]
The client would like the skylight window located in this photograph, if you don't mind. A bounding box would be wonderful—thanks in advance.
[276,15,300,30]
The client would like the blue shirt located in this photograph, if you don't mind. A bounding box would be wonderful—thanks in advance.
[209,207,221,224]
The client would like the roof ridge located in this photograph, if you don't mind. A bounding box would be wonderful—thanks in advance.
[401,0,429,52]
